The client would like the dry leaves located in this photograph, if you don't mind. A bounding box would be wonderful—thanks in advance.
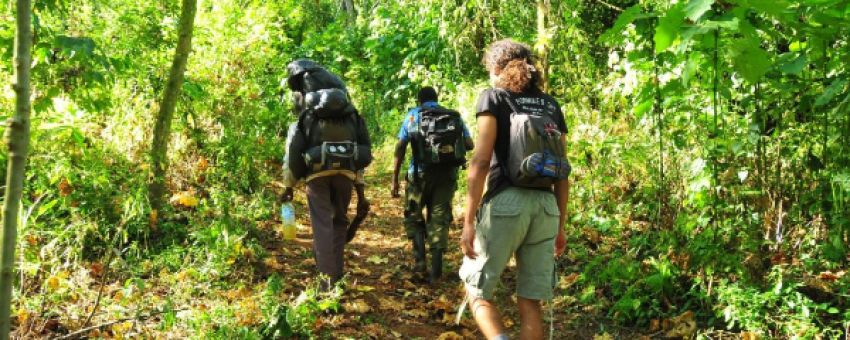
[593,333,613,340]
[379,296,404,311]
[58,178,73,196]
[741,331,761,340]
[818,270,845,283]
[559,273,580,289]
[170,191,200,207]
[343,299,371,313]
[91,262,104,277]
[662,311,696,339]
[436,331,463,340]
[770,251,789,265]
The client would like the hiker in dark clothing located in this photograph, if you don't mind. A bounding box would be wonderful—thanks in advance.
[392,86,474,283]
[282,60,372,291]
[459,39,570,340]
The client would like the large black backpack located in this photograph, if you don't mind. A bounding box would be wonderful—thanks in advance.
[409,106,467,168]
[285,60,371,179]
[496,89,571,188]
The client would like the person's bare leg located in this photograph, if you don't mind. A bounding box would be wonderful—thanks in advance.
[470,296,506,339]
[517,297,543,340]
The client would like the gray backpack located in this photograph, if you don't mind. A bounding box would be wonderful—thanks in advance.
[497,90,571,188]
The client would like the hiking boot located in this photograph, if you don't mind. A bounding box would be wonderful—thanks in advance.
[412,232,427,273]
[429,248,443,284]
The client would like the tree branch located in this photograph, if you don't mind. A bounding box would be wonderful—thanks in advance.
[596,0,623,12]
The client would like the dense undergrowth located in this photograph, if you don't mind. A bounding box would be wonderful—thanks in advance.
[1,0,849,339]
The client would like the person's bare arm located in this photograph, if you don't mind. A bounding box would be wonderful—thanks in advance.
[460,114,497,259]
[554,136,569,256]
[392,139,408,198]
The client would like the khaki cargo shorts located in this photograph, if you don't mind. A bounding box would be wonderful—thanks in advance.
[459,187,560,301]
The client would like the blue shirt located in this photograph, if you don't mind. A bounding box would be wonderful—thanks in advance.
[397,101,471,174]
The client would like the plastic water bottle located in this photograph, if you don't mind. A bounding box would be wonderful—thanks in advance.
[281,202,296,241]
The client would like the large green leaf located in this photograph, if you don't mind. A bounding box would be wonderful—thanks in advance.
[685,0,714,21]
[741,0,791,17]
[682,52,700,87]
[655,5,687,52]
[815,80,847,107]
[599,5,653,44]
[731,39,771,83]
[777,53,808,75]
[56,36,96,58]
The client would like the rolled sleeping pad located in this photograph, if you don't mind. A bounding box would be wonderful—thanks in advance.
[305,88,350,118]
[302,70,346,93]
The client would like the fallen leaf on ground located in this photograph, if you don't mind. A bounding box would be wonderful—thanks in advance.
[404,308,428,318]
[649,318,660,331]
[593,333,613,340]
[343,299,371,313]
[379,297,404,311]
[663,311,695,339]
[436,331,463,340]
[560,273,580,288]
[356,285,376,292]
[741,331,761,340]
[367,255,389,264]
[818,271,845,282]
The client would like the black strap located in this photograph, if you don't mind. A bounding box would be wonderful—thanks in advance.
[410,108,423,187]
[491,89,517,186]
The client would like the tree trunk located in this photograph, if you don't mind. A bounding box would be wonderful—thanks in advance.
[341,0,355,24]
[148,0,198,213]
[536,0,550,92]
[0,0,33,338]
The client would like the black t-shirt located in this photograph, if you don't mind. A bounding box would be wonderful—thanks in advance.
[475,87,567,202]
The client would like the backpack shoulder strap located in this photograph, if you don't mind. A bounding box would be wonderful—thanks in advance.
[493,88,523,115]
[407,107,424,186]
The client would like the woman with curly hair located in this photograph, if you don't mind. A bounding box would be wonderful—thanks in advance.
[459,39,570,340]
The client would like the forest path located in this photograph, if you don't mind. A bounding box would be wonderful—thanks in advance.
[260,166,637,339]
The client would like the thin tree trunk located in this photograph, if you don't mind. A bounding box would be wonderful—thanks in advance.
[148,0,198,212]
[536,0,550,92]
[341,0,355,24]
[0,0,34,338]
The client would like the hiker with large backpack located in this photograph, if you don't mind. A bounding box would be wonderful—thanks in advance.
[281,59,372,290]
[391,86,474,284]
[459,40,571,340]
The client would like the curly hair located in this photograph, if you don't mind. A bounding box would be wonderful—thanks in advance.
[482,39,541,93]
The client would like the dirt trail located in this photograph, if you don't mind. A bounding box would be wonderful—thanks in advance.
[260,170,634,340]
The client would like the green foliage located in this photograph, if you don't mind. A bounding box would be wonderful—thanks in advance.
[3,0,849,338]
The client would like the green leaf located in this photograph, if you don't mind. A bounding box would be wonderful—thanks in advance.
[633,100,654,118]
[828,307,839,314]
[599,5,647,44]
[685,0,713,21]
[55,36,96,57]
[742,0,790,17]
[732,39,771,83]
[697,17,740,31]
[815,80,847,107]
[778,54,808,75]
[682,53,699,87]
[655,5,687,53]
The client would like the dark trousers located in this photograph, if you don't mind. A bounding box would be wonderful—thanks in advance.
[403,166,458,250]
[306,175,353,287]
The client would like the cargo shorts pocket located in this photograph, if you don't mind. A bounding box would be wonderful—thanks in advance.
[540,195,560,217]
[488,191,521,217]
